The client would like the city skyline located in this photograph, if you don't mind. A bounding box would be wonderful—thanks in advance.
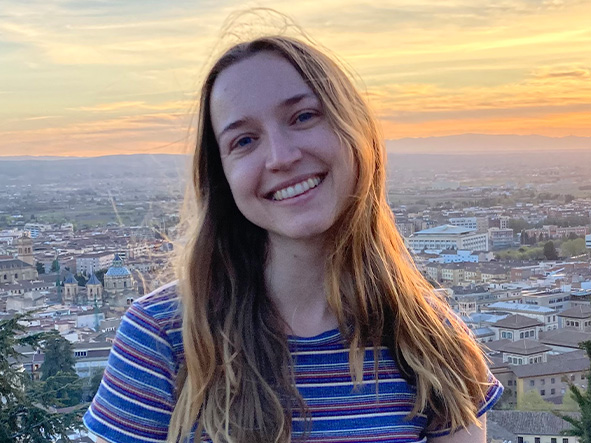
[1,0,591,157]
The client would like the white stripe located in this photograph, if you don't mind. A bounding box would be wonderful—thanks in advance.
[110,347,171,384]
[296,377,405,388]
[292,346,389,356]
[121,315,171,349]
[85,404,169,443]
[100,380,172,414]
[292,411,412,422]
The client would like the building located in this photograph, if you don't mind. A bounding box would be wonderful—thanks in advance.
[511,351,589,404]
[15,234,34,266]
[490,314,544,342]
[448,216,488,233]
[498,339,552,366]
[62,273,79,305]
[104,254,135,294]
[76,252,114,275]
[406,225,489,253]
[72,341,112,379]
[483,302,559,331]
[586,234,591,250]
[488,227,514,250]
[0,258,38,284]
[487,410,578,443]
[526,224,588,240]
[558,305,591,331]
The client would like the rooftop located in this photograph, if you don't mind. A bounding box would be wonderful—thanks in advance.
[493,314,544,329]
[413,224,477,236]
[497,339,552,355]
[487,410,576,436]
[559,305,591,319]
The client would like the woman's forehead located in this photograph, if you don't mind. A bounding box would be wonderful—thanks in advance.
[209,53,316,132]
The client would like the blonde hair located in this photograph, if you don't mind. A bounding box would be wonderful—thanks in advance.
[170,35,490,443]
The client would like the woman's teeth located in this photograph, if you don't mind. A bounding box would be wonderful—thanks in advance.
[272,176,321,201]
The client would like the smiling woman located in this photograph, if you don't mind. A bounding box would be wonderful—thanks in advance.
[83,33,502,443]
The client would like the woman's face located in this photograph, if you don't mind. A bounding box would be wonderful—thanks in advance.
[209,52,356,246]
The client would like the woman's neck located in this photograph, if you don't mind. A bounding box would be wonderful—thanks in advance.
[265,236,338,337]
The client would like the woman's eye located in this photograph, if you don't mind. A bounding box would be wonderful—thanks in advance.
[295,112,314,123]
[235,136,253,148]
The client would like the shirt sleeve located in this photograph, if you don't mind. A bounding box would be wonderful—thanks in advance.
[83,302,178,443]
[424,371,504,438]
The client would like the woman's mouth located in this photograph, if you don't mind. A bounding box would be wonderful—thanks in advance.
[270,175,324,201]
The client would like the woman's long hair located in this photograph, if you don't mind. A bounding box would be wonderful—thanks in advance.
[170,36,491,443]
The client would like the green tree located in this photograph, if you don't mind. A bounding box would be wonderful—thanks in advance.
[543,241,559,260]
[75,274,87,286]
[86,368,105,401]
[94,268,107,285]
[43,371,83,408]
[35,262,45,275]
[561,238,586,257]
[50,259,60,273]
[555,341,591,442]
[40,335,77,380]
[517,389,554,411]
[0,315,82,442]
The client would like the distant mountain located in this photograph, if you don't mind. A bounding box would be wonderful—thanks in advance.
[0,154,189,186]
[386,134,591,154]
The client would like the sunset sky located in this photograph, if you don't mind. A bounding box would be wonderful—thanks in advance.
[1,0,590,157]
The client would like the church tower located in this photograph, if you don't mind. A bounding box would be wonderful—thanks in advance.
[63,273,79,305]
[86,272,103,305]
[15,234,34,266]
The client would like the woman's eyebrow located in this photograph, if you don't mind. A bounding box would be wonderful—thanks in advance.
[279,92,316,108]
[219,118,248,140]
[218,93,317,139]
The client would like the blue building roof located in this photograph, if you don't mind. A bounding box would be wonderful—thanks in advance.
[64,273,77,284]
[105,266,131,277]
[105,253,131,277]
[487,301,555,313]
[87,273,101,285]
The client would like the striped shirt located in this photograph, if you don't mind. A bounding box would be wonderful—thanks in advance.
[83,282,503,442]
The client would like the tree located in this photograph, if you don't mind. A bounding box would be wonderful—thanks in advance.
[43,371,83,407]
[94,268,107,285]
[86,368,104,401]
[35,262,45,275]
[555,341,591,442]
[561,238,586,257]
[517,389,554,411]
[50,259,60,273]
[40,334,76,380]
[543,241,559,260]
[75,274,87,287]
[0,315,82,442]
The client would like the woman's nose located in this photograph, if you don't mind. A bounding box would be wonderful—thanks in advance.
[264,128,302,171]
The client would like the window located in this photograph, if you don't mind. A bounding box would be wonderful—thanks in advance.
[507,380,513,386]
[541,389,545,396]
[551,377,555,384]
[563,439,569,443]
[530,380,535,387]
[535,438,541,443]
[551,388,555,395]
[582,374,586,380]
[518,438,523,443]
[551,439,557,443]
[541,379,545,385]
[572,375,576,381]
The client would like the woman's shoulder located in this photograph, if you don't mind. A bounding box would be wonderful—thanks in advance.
[125,280,184,346]
[132,280,182,319]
